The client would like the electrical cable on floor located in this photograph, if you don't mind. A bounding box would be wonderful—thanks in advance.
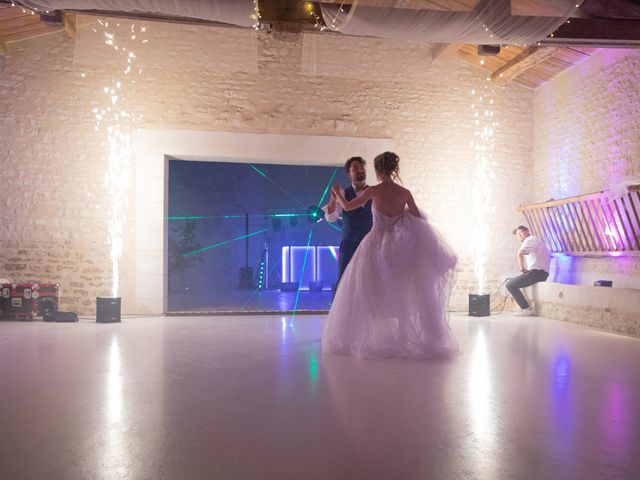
[490,278,511,315]
[448,278,512,315]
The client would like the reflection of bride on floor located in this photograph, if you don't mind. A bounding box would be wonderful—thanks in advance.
[322,152,459,360]
[321,354,459,478]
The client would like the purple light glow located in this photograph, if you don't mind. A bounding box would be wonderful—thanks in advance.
[602,381,632,459]
[551,254,576,284]
[281,245,339,289]
[550,350,574,460]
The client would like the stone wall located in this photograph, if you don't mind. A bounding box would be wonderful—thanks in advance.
[533,49,640,292]
[0,18,535,314]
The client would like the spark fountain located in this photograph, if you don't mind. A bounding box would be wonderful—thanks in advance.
[469,77,498,317]
[87,19,148,322]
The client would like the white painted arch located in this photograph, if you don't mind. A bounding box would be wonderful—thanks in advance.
[131,129,394,313]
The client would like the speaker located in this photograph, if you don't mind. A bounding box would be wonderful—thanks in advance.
[478,44,501,56]
[280,282,299,292]
[238,267,254,290]
[96,297,121,323]
[469,294,490,317]
[40,10,64,26]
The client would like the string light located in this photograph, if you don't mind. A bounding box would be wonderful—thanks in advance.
[308,2,327,31]
[325,2,347,31]
[546,2,583,43]
[250,0,261,30]
[9,1,44,15]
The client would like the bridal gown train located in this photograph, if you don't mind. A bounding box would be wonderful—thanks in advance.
[322,206,459,359]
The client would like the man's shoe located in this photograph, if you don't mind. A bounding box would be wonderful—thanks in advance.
[514,308,535,317]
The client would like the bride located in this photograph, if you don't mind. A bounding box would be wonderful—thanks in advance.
[322,151,459,359]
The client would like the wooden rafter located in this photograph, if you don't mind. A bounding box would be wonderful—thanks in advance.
[317,0,478,11]
[540,17,640,47]
[491,46,561,84]
[511,0,567,17]
[579,0,640,20]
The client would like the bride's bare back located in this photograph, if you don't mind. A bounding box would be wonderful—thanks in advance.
[332,151,421,218]
[333,179,421,218]
[368,181,421,218]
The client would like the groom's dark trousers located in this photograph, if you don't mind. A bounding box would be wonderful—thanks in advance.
[336,186,373,285]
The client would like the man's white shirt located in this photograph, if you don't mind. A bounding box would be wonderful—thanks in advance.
[321,185,368,223]
[519,235,550,272]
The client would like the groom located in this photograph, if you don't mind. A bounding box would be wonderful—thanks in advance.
[322,156,373,285]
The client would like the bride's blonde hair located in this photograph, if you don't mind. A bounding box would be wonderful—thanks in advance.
[374,151,401,183]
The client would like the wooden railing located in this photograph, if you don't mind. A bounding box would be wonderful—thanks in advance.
[518,184,640,256]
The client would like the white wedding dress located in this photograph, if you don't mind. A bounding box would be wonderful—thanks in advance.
[322,206,459,359]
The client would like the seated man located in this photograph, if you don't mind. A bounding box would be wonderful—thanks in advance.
[507,225,550,316]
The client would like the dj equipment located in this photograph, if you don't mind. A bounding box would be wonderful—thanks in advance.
[52,311,78,322]
[1,283,59,320]
[238,267,255,290]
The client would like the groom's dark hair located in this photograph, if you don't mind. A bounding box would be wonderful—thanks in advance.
[344,156,366,172]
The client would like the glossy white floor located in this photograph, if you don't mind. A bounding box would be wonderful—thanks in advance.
[1,313,638,480]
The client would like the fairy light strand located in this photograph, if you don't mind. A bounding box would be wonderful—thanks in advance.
[250,0,260,30]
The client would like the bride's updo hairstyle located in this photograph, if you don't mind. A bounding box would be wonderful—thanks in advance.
[374,151,401,182]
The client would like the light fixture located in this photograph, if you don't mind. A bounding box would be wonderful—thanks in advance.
[477,45,501,56]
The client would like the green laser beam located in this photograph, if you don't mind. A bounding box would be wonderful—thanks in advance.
[167,213,308,221]
[316,167,339,208]
[183,227,270,257]
[249,164,306,208]
[168,215,244,220]
[291,228,314,320]
[250,164,267,177]
[326,221,342,233]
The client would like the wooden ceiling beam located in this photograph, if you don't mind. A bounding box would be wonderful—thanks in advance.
[511,0,567,17]
[491,45,561,84]
[317,0,477,11]
[578,0,640,20]
[1,24,60,44]
[540,17,640,47]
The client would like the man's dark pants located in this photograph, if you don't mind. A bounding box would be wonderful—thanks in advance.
[506,269,549,309]
[337,240,360,285]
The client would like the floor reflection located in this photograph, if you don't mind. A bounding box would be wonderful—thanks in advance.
[101,336,128,479]
[467,323,497,477]
[602,380,632,461]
